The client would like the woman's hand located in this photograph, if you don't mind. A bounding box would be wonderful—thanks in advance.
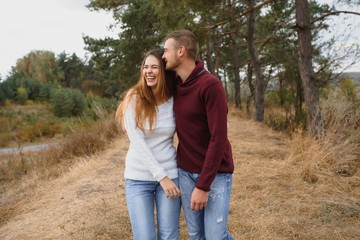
[159,177,181,199]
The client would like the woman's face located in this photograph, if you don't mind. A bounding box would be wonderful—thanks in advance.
[143,55,160,89]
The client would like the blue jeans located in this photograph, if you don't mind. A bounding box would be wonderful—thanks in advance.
[179,168,233,240]
[125,178,181,240]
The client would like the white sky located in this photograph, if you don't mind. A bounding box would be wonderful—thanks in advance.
[0,0,359,79]
[0,0,116,78]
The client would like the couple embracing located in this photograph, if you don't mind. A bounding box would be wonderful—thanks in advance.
[116,29,234,240]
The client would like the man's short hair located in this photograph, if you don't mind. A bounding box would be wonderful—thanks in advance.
[165,29,199,60]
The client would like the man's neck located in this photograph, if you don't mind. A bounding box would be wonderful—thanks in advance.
[177,60,197,83]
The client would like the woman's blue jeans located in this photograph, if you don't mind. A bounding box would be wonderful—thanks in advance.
[125,178,181,240]
[179,168,234,240]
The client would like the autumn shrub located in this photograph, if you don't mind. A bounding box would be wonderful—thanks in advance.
[16,125,38,142]
[17,122,62,142]
[35,122,61,137]
[0,132,12,147]
[264,88,299,133]
[0,104,64,146]
[1,99,12,106]
[264,107,300,133]
[264,111,293,132]
[0,116,10,132]
[16,86,28,104]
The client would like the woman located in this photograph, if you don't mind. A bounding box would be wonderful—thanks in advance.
[115,49,181,240]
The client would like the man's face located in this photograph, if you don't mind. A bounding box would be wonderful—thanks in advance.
[162,38,180,71]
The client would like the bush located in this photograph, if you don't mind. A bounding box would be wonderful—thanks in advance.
[85,94,118,120]
[16,86,28,104]
[264,110,298,133]
[339,77,356,101]
[265,88,294,109]
[38,83,52,100]
[51,88,86,117]
[71,89,86,116]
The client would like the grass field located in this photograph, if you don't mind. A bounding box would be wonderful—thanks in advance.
[1,92,359,239]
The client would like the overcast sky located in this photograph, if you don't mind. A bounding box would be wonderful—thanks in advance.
[0,0,359,79]
[0,0,116,78]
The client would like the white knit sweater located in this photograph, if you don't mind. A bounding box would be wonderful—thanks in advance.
[123,97,178,182]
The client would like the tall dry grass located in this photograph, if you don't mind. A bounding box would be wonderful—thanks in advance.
[272,90,360,239]
[0,110,118,227]
[292,91,359,180]
[225,90,359,239]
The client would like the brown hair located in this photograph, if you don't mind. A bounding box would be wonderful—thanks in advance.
[115,49,175,131]
[165,29,199,60]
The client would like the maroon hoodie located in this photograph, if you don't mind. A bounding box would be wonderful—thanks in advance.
[174,60,234,191]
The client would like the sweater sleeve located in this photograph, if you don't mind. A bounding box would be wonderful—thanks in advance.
[123,102,167,182]
[195,81,229,191]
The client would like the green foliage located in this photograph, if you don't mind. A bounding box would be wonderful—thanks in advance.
[265,88,294,109]
[0,76,17,100]
[51,88,86,117]
[58,52,87,88]
[71,89,87,116]
[0,73,51,102]
[38,83,52,100]
[86,93,117,112]
[339,77,356,101]
[0,84,6,103]
[85,0,210,97]
[24,78,42,100]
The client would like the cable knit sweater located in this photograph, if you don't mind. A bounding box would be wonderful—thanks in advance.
[123,96,178,182]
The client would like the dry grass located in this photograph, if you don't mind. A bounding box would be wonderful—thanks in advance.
[1,95,359,239]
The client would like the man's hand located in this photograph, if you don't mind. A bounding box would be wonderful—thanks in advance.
[190,187,209,210]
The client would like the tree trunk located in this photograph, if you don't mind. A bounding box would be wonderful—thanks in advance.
[246,62,254,117]
[295,0,324,137]
[246,0,265,122]
[294,74,305,124]
[205,38,214,74]
[230,32,241,108]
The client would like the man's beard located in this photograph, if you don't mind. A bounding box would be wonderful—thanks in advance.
[166,56,180,71]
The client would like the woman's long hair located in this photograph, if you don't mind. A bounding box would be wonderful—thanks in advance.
[115,49,176,131]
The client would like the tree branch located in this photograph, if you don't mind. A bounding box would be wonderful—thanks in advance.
[312,11,360,24]
[205,0,275,30]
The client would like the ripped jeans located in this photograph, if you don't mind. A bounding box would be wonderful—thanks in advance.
[178,168,233,240]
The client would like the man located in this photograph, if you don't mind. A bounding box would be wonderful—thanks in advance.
[162,29,234,240]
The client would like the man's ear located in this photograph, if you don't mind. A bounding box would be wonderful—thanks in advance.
[178,45,185,56]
